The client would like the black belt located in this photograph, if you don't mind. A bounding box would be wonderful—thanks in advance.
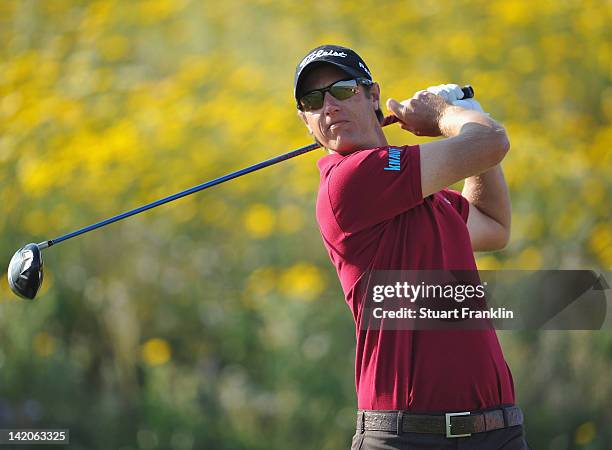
[356,406,523,438]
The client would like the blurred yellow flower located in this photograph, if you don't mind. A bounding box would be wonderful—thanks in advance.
[589,223,612,266]
[580,178,605,210]
[476,255,502,270]
[574,421,596,446]
[200,198,231,227]
[246,266,277,296]
[0,276,11,301]
[138,0,188,23]
[510,213,542,243]
[0,92,23,118]
[552,203,581,240]
[447,33,476,62]
[141,338,172,367]
[98,35,130,61]
[490,0,532,26]
[18,157,53,197]
[243,203,275,238]
[33,332,55,357]
[278,205,304,234]
[287,157,320,196]
[601,88,612,122]
[243,266,278,308]
[512,247,542,270]
[171,202,197,224]
[508,46,536,75]
[278,263,325,301]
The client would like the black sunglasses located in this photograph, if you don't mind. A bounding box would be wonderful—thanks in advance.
[297,78,373,111]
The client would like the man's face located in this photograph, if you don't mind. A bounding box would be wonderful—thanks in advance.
[298,65,384,155]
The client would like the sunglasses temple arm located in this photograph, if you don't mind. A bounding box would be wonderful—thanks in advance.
[382,85,474,127]
[381,115,400,127]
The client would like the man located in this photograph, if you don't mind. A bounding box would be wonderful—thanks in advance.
[294,45,530,449]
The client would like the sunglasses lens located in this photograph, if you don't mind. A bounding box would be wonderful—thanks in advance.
[300,91,324,111]
[330,85,357,100]
[299,79,360,111]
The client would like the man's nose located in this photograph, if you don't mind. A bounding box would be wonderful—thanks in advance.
[322,92,341,114]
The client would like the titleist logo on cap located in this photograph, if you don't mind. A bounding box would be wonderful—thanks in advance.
[358,62,371,77]
[299,49,348,68]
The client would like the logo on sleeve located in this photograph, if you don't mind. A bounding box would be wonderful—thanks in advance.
[384,147,401,171]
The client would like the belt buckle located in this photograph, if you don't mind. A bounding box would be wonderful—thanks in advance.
[445,411,471,438]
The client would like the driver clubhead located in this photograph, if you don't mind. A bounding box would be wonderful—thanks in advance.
[7,243,44,300]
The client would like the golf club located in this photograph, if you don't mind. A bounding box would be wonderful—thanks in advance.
[7,86,474,299]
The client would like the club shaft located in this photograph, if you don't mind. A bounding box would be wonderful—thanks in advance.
[42,142,320,248]
[38,84,474,249]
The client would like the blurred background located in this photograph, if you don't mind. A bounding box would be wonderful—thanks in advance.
[0,0,610,449]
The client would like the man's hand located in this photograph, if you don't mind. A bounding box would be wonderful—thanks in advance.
[426,83,487,114]
[386,91,451,137]
[386,84,491,137]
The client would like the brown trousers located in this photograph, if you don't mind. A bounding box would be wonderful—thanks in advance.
[350,425,531,450]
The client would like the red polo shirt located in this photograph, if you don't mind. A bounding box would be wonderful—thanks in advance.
[316,145,516,412]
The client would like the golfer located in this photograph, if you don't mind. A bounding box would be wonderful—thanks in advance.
[294,45,530,449]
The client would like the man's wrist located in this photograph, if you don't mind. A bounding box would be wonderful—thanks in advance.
[437,105,464,137]
[438,105,499,138]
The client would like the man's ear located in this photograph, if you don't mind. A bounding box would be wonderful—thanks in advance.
[370,82,382,112]
[297,110,314,134]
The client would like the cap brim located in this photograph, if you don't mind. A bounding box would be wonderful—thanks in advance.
[294,60,365,100]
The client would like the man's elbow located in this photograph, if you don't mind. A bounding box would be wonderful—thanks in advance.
[496,226,511,250]
[476,223,511,252]
[490,225,511,251]
[489,126,510,165]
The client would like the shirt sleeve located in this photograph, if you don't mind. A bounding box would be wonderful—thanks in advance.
[326,145,423,233]
[439,188,470,223]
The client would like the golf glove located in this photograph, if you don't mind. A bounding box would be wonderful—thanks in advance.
[426,83,487,114]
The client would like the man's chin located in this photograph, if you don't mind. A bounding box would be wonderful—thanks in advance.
[327,138,360,155]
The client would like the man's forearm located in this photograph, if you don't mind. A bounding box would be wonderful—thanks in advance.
[438,106,506,140]
[440,106,511,228]
[462,164,511,231]
[437,106,510,177]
